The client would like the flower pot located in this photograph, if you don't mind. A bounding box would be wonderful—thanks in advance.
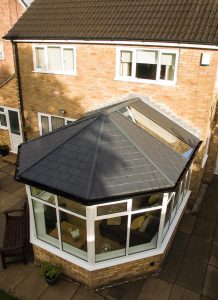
[44,275,59,286]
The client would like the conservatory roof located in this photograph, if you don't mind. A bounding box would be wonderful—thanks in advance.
[15,98,201,204]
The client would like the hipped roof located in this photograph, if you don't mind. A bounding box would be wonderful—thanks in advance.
[5,0,218,45]
[15,98,201,204]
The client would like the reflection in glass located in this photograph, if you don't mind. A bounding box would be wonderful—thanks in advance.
[32,200,59,248]
[58,196,86,216]
[59,212,87,260]
[129,210,161,254]
[119,106,193,158]
[132,193,163,210]
[95,217,127,261]
[97,202,127,216]
[31,187,55,204]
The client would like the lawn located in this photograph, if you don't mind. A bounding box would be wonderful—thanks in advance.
[0,289,17,300]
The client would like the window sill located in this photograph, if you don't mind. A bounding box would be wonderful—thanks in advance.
[114,76,177,87]
[0,126,8,130]
[33,70,77,76]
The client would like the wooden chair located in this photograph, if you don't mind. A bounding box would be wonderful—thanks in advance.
[0,202,29,268]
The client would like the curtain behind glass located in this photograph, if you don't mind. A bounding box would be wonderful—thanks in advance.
[51,116,65,130]
[48,47,62,72]
[41,116,49,134]
[63,49,74,72]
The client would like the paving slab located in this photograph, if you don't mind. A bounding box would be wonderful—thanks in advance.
[13,266,47,300]
[197,204,218,222]
[13,186,27,200]
[0,172,7,179]
[0,175,14,188]
[2,180,24,193]
[200,296,214,300]
[0,194,25,212]
[203,265,218,300]
[158,252,183,283]
[169,231,190,258]
[208,242,218,268]
[103,279,144,300]
[185,235,211,263]
[38,278,79,300]
[175,257,207,293]
[137,278,172,300]
[192,217,216,241]
[0,160,8,168]
[0,263,35,293]
[0,164,15,175]
[0,189,11,201]
[72,286,105,300]
[169,284,200,300]
[179,214,196,234]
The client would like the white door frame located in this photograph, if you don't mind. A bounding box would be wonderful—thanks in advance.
[0,106,23,153]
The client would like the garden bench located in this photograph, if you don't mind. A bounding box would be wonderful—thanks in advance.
[0,202,29,268]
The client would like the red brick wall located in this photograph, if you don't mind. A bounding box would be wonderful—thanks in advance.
[0,0,25,82]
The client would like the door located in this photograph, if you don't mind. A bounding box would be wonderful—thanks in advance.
[8,109,23,153]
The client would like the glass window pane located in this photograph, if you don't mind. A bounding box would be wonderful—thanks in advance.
[35,47,45,69]
[47,47,62,72]
[32,200,59,248]
[132,193,163,211]
[60,213,87,260]
[8,110,20,135]
[0,114,7,127]
[129,210,160,254]
[0,107,4,112]
[136,50,158,80]
[31,187,55,204]
[58,196,86,216]
[120,51,132,76]
[41,115,49,134]
[63,48,74,72]
[97,202,127,216]
[119,106,193,158]
[95,216,127,262]
[51,116,65,130]
[160,53,176,81]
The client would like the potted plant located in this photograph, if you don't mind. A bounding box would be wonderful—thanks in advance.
[39,261,61,286]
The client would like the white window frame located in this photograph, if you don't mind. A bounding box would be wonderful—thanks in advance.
[38,112,76,135]
[115,47,179,86]
[0,107,8,130]
[32,44,76,75]
[0,42,4,60]
[26,168,191,271]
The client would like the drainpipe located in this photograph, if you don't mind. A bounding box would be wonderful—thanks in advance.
[12,41,27,141]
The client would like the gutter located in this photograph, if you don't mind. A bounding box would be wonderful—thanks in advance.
[6,39,218,50]
[13,41,27,141]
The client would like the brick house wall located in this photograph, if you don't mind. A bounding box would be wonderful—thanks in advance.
[0,0,25,83]
[0,75,20,147]
[17,43,218,198]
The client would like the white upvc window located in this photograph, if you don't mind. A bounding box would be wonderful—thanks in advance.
[116,47,179,85]
[38,112,76,135]
[0,42,4,60]
[33,44,76,75]
[0,107,8,129]
[26,168,191,270]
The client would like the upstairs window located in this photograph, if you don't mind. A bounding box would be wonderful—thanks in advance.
[0,43,4,60]
[117,48,178,85]
[33,45,76,75]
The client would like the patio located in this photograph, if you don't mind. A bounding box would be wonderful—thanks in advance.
[0,158,218,299]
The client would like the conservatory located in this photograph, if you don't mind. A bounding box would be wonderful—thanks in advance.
[15,97,201,287]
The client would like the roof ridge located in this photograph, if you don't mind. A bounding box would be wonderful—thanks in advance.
[18,115,101,177]
[86,115,105,199]
[110,112,174,186]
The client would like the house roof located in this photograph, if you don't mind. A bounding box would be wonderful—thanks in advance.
[5,0,218,45]
[15,98,201,205]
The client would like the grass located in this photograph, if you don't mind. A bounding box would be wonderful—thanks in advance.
[0,289,17,300]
